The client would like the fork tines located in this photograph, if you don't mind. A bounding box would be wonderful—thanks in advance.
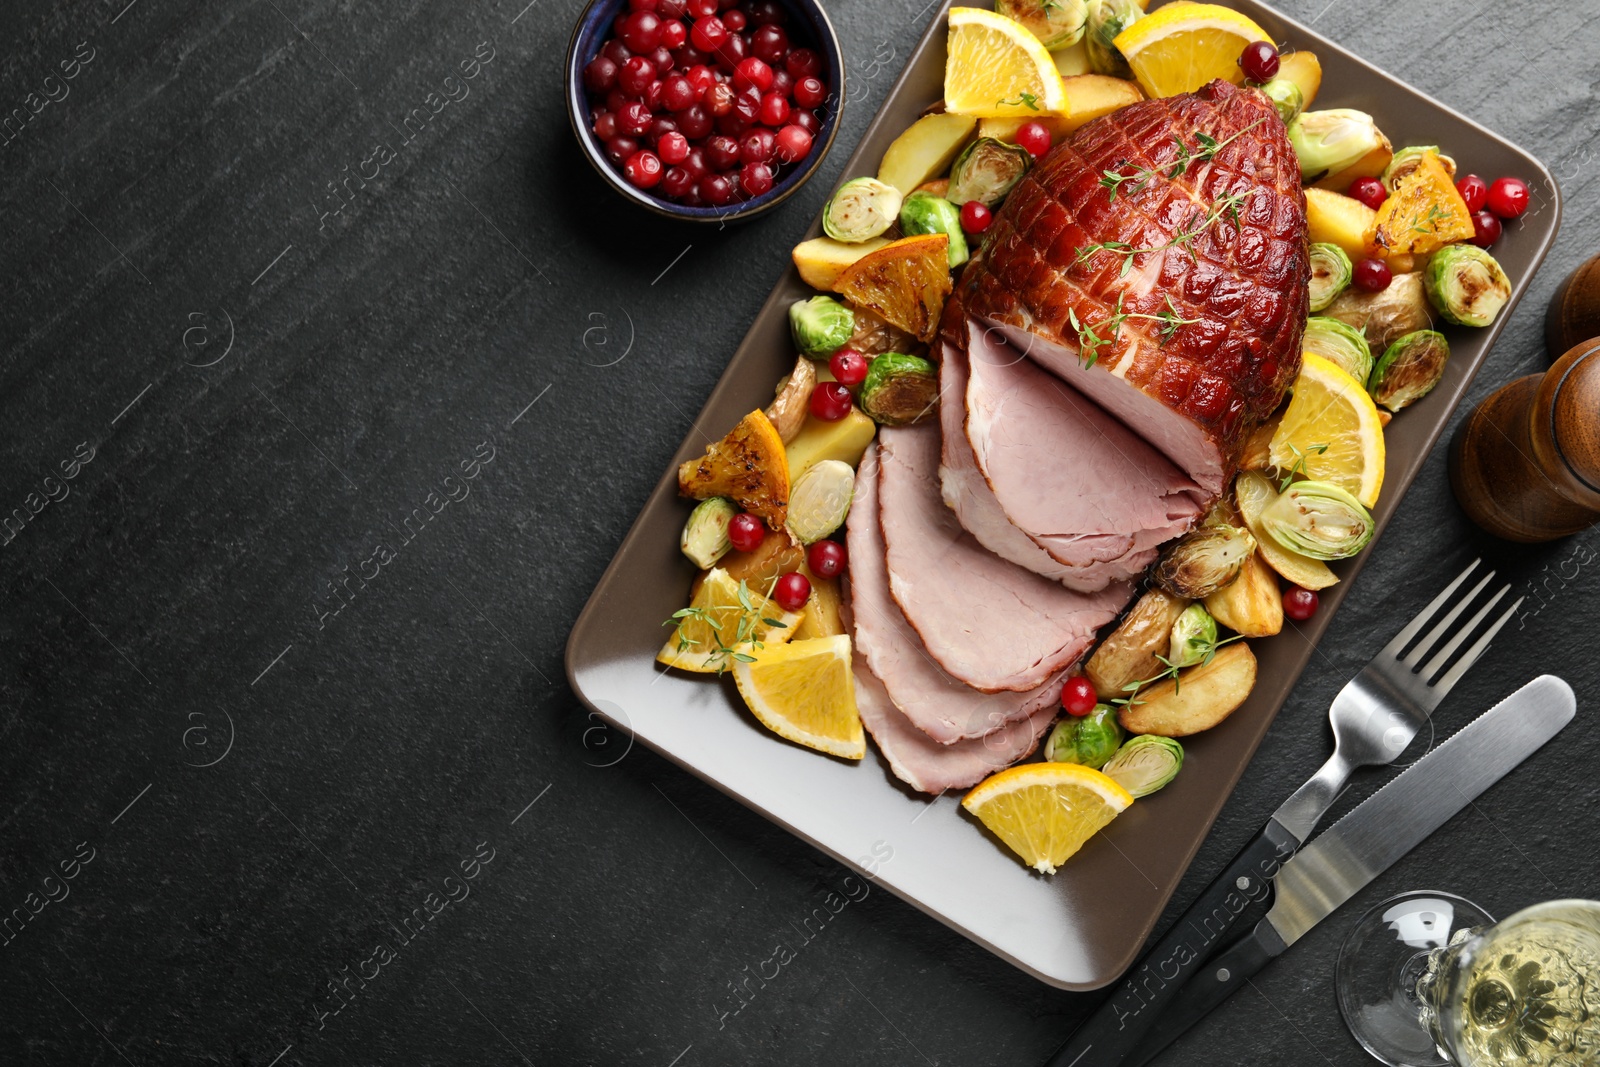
[1381,559,1523,695]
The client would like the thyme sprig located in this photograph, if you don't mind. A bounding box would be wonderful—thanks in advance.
[1069,294,1201,368]
[1166,117,1266,178]
[1076,189,1255,277]
[997,91,1041,111]
[1277,440,1330,491]
[1110,634,1248,707]
[664,578,788,673]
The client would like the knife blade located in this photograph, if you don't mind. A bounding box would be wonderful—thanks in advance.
[1123,674,1576,1067]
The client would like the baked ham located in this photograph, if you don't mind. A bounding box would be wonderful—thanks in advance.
[959,79,1309,494]
[877,424,1128,691]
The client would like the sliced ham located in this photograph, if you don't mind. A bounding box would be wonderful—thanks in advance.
[852,657,1059,795]
[877,424,1128,692]
[848,442,1069,743]
[963,318,1206,585]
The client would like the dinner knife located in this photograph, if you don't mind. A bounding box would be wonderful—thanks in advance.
[1119,673,1576,1067]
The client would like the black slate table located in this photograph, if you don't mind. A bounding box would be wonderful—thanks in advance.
[2,0,1596,1063]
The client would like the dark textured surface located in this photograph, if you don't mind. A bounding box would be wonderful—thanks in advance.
[0,1,1595,1065]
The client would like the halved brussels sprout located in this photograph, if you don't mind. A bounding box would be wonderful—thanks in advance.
[1153,524,1256,599]
[1425,244,1512,328]
[947,137,1032,208]
[1101,735,1184,798]
[680,497,737,569]
[859,352,939,426]
[1369,329,1450,413]
[996,0,1088,50]
[1383,145,1456,192]
[788,295,856,359]
[786,459,855,544]
[1287,109,1387,181]
[898,192,970,268]
[823,177,902,243]
[1084,0,1141,78]
[1308,242,1353,312]
[1303,315,1374,385]
[1168,604,1218,669]
[1259,78,1305,124]
[1046,704,1124,769]
[1260,480,1374,560]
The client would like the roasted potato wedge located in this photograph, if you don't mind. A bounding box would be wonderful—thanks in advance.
[792,236,891,290]
[1204,551,1283,638]
[1277,51,1321,110]
[1117,643,1257,737]
[678,409,789,528]
[1084,589,1190,700]
[765,355,817,444]
[793,568,846,639]
[876,112,978,195]
[1304,187,1377,261]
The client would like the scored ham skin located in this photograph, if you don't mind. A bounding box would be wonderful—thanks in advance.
[847,442,1069,743]
[959,79,1309,494]
[877,423,1129,691]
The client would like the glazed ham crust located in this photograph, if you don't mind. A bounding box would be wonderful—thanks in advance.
[960,79,1309,476]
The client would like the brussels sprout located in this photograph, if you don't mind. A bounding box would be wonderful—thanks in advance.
[1153,524,1256,599]
[786,459,856,544]
[680,497,737,569]
[823,177,902,243]
[1101,735,1184,798]
[898,192,970,268]
[1287,109,1387,181]
[1303,315,1374,385]
[1083,0,1141,78]
[1324,271,1433,352]
[947,137,1032,208]
[788,295,856,359]
[1168,604,1218,669]
[1046,704,1124,769]
[996,0,1088,49]
[859,352,939,426]
[1260,480,1374,560]
[1425,244,1512,328]
[1259,78,1305,124]
[1308,242,1353,312]
[1383,145,1456,192]
[1369,329,1450,413]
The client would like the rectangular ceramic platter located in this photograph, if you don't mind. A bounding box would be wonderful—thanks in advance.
[566,0,1559,989]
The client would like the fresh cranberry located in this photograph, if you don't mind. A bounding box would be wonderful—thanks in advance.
[740,161,773,196]
[774,123,812,163]
[712,33,747,70]
[660,165,695,199]
[604,87,630,114]
[705,81,735,115]
[1015,121,1051,158]
[828,348,868,387]
[619,11,662,52]
[604,135,640,165]
[643,78,665,110]
[733,56,773,91]
[1061,675,1097,717]
[960,200,993,234]
[686,64,717,94]
[746,0,786,25]
[785,48,821,78]
[678,103,712,139]
[584,55,619,93]
[768,69,793,98]
[616,100,654,135]
[737,127,775,164]
[657,15,687,48]
[682,146,709,178]
[1353,257,1392,292]
[1283,586,1319,621]
[1237,40,1279,82]
[1348,176,1387,210]
[758,91,790,127]
[721,8,747,32]
[630,0,660,10]
[793,75,826,109]
[601,38,633,66]
[618,55,654,96]
[660,74,696,111]
[750,24,789,63]
[624,150,663,189]
[730,85,762,127]
[686,0,718,17]
[807,540,846,579]
[810,382,853,421]
[772,571,811,612]
[649,115,679,142]
[704,134,741,170]
[700,173,738,205]
[1486,176,1529,219]
[672,44,708,68]
[689,15,728,52]
[791,108,819,135]
[1456,174,1488,213]
[1470,209,1503,248]
[592,110,618,140]
[659,0,687,16]
[648,45,674,73]
[657,131,691,164]
[727,512,764,552]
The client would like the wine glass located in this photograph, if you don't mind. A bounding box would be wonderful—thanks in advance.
[1335,892,1600,1066]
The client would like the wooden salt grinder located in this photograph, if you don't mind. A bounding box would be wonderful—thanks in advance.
[1450,338,1600,542]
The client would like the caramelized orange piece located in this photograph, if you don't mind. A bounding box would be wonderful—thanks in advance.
[677,410,789,528]
[834,234,953,343]
[1369,151,1474,256]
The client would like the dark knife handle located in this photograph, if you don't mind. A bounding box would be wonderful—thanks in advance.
[1043,819,1298,1067]
[1123,920,1289,1067]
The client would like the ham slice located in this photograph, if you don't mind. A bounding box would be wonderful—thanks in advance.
[852,657,1058,795]
[877,424,1128,691]
[963,318,1205,585]
[848,442,1069,743]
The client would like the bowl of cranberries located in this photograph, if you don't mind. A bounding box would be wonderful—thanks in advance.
[567,0,844,222]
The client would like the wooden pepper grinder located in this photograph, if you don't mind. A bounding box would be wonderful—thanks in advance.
[1450,336,1600,541]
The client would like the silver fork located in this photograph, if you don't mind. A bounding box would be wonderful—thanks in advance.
[1046,559,1523,1067]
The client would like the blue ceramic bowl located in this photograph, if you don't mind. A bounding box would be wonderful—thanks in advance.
[565,0,845,223]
